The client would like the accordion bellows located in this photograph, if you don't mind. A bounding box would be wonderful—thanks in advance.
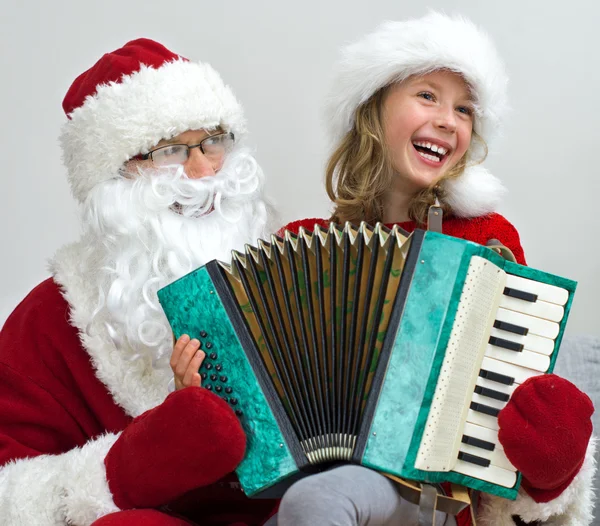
[158,222,576,500]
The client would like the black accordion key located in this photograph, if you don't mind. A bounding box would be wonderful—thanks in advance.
[458,451,491,468]
[462,434,496,452]
[493,320,529,336]
[489,336,524,352]
[470,402,500,418]
[503,287,538,303]
[474,385,510,402]
[479,369,514,386]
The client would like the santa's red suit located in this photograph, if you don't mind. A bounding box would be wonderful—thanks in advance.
[0,276,277,526]
[281,214,596,526]
[0,39,277,525]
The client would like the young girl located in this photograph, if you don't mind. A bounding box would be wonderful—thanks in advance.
[274,12,595,526]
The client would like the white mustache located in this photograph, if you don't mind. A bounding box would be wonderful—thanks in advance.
[126,147,263,221]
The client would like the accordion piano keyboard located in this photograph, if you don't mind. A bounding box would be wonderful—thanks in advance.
[454,275,569,487]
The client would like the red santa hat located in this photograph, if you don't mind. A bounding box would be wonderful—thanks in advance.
[326,12,510,217]
[60,38,246,203]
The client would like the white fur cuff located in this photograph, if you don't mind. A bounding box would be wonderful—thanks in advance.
[478,436,597,526]
[0,433,121,526]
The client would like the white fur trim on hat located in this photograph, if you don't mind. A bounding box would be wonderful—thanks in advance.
[327,11,508,144]
[60,59,246,203]
[442,164,507,218]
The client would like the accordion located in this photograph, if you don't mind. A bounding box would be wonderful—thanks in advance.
[158,222,576,501]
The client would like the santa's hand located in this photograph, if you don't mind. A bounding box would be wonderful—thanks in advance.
[170,334,206,389]
[105,387,246,509]
[498,374,594,503]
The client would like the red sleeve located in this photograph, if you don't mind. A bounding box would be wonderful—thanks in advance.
[277,218,329,237]
[443,214,527,266]
[482,213,527,266]
[482,214,527,265]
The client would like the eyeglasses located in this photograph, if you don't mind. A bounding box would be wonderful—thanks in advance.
[138,132,235,166]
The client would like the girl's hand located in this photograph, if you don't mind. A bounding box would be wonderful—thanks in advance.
[170,334,206,390]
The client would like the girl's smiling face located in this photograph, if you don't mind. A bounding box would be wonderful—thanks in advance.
[382,70,475,194]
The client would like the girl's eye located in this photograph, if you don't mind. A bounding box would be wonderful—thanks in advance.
[457,106,473,117]
[418,91,435,101]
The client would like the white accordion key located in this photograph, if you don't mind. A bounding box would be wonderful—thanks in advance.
[489,327,555,356]
[454,458,517,488]
[484,345,551,373]
[467,408,499,431]
[505,275,569,306]
[471,392,506,411]
[480,356,541,386]
[495,308,560,340]
[463,422,503,450]
[499,295,564,323]
[459,443,516,472]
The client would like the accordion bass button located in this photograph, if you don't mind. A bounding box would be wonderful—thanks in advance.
[225,387,233,394]
[210,352,218,360]
[210,374,218,381]
[205,385,213,391]
[229,398,238,405]
[235,410,243,417]
[215,385,223,393]
[216,365,223,372]
[200,331,208,338]
[220,376,228,383]
[205,363,213,370]
[201,373,207,380]
[206,342,213,350]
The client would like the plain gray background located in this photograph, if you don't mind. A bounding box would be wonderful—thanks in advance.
[1,0,598,337]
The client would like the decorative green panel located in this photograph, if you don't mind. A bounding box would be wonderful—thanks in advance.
[158,267,299,496]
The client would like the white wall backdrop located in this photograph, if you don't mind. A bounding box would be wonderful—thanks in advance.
[1,0,598,337]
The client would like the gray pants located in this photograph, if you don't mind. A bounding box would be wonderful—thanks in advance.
[265,465,457,526]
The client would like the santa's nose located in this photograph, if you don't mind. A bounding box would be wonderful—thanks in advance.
[184,148,216,179]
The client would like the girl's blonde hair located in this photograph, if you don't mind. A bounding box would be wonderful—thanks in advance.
[326,85,487,226]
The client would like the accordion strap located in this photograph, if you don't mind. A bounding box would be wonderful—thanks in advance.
[427,199,443,233]
[485,238,517,263]
[382,473,475,523]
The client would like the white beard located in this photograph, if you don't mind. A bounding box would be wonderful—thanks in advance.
[79,147,270,369]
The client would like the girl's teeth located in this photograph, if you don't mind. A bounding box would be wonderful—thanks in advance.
[413,141,448,156]
[418,151,441,163]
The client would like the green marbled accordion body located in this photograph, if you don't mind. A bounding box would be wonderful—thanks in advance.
[158,223,576,501]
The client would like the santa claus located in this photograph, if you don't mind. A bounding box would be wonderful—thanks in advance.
[0,38,278,525]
